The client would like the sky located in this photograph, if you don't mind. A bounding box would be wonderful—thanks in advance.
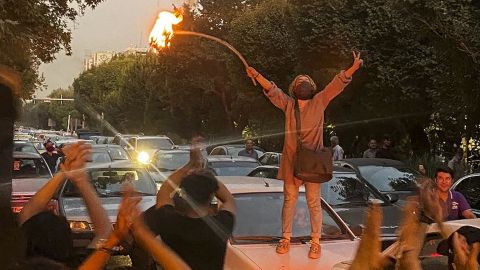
[36,0,182,98]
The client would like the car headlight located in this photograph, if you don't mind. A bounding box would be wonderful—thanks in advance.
[137,151,150,164]
[69,221,93,232]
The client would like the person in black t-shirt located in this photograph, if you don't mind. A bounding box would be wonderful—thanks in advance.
[41,140,61,173]
[134,138,236,270]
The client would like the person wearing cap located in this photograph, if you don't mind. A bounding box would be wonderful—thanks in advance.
[437,226,480,270]
[435,167,476,221]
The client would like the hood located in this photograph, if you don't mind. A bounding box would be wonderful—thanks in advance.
[61,196,156,223]
[12,177,50,194]
[333,204,401,237]
[225,240,359,270]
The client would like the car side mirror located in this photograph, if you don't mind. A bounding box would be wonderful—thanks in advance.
[386,193,399,203]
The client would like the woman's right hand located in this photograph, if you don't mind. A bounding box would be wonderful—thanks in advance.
[246,67,259,79]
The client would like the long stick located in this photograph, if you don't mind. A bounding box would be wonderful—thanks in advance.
[175,30,256,86]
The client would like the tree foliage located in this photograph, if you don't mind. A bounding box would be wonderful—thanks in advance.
[0,0,104,98]
[71,0,480,158]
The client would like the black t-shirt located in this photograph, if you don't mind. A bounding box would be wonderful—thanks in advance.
[143,205,235,270]
[41,152,61,173]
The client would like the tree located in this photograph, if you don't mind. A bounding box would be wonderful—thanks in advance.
[0,0,104,98]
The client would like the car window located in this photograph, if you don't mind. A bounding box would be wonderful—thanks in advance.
[13,158,51,179]
[357,165,417,192]
[233,193,346,240]
[267,154,279,165]
[209,161,258,176]
[259,154,269,165]
[154,152,190,171]
[249,168,277,179]
[137,138,173,150]
[91,152,112,163]
[63,168,157,197]
[211,148,226,155]
[322,173,384,206]
[454,176,480,210]
[108,147,129,160]
[14,143,38,154]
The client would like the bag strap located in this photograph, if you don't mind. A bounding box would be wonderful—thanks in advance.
[294,99,303,150]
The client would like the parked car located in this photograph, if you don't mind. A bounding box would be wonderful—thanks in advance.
[56,161,158,256]
[221,176,360,269]
[89,144,131,164]
[206,156,261,176]
[334,158,419,204]
[247,165,402,245]
[259,152,282,166]
[112,133,142,148]
[333,218,480,270]
[451,173,480,217]
[11,152,53,214]
[209,144,265,157]
[14,140,40,154]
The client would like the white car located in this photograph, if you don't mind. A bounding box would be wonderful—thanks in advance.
[333,218,480,270]
[220,177,360,270]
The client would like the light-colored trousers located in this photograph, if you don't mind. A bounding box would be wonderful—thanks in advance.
[282,180,322,240]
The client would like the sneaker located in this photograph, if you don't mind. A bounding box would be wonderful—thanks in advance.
[276,238,290,254]
[308,242,321,259]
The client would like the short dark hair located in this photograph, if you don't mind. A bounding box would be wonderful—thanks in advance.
[179,170,219,205]
[21,212,73,264]
[435,167,454,179]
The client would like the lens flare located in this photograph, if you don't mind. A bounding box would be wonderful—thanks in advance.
[137,151,150,164]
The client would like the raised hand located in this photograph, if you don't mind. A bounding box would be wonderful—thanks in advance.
[349,204,390,270]
[352,51,363,70]
[189,136,204,169]
[115,185,142,240]
[60,142,92,181]
[452,233,480,270]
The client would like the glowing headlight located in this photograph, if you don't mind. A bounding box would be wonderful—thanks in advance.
[137,151,150,164]
[69,221,92,232]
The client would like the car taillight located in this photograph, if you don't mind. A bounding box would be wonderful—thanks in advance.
[430,252,443,257]
[47,199,59,215]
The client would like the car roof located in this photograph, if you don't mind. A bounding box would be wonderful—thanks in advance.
[13,140,33,144]
[217,176,285,194]
[337,158,406,167]
[85,160,144,169]
[252,165,355,173]
[155,149,190,155]
[92,144,123,149]
[426,219,480,237]
[135,136,170,139]
[207,155,259,162]
[13,151,42,159]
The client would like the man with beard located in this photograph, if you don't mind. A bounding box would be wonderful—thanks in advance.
[246,51,363,259]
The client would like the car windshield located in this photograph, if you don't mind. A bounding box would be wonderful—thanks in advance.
[154,152,189,171]
[357,165,418,192]
[13,158,51,179]
[91,151,112,163]
[138,138,173,150]
[322,173,385,206]
[63,168,157,197]
[14,142,37,154]
[233,193,347,241]
[209,161,258,176]
[108,147,129,160]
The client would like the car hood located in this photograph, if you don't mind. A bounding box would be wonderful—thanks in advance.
[333,204,401,236]
[12,177,50,195]
[225,240,359,270]
[61,196,156,223]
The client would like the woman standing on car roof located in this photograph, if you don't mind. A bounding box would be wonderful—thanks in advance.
[246,52,363,259]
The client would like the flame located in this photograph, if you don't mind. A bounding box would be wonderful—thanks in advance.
[149,11,183,51]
